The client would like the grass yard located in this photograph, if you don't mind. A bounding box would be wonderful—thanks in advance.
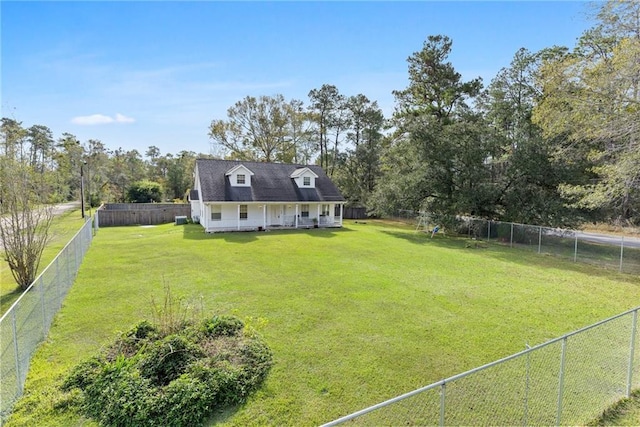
[589,389,640,426]
[6,220,640,426]
[1,209,87,315]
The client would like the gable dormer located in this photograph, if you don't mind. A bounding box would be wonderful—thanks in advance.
[226,164,254,187]
[290,167,318,189]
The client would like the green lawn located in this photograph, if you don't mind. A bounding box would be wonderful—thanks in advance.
[1,209,88,315]
[6,220,640,426]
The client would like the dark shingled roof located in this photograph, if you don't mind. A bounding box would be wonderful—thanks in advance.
[196,159,345,203]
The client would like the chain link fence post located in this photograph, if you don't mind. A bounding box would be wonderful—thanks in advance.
[556,337,568,425]
[523,343,531,426]
[65,244,71,283]
[620,236,625,273]
[510,223,514,248]
[74,235,80,274]
[11,309,21,395]
[627,309,638,397]
[538,226,542,254]
[39,276,46,337]
[439,383,446,426]
[55,257,61,310]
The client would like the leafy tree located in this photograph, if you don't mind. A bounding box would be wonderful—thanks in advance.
[165,151,197,200]
[285,99,315,164]
[373,35,488,224]
[145,145,160,162]
[27,124,54,174]
[392,35,482,124]
[308,84,346,172]
[209,95,301,162]
[0,119,53,290]
[477,48,582,226]
[1,118,27,162]
[84,139,110,207]
[126,180,163,203]
[533,0,640,223]
[145,145,162,180]
[107,147,129,202]
[334,95,385,207]
[54,133,85,201]
[124,149,146,184]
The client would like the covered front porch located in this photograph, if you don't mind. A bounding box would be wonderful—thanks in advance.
[202,202,343,233]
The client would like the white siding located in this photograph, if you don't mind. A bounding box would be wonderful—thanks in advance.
[204,203,264,231]
[202,202,344,232]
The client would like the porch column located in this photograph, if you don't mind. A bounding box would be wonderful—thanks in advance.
[237,204,240,231]
[340,204,343,226]
[317,204,321,225]
[295,204,299,228]
[263,205,266,230]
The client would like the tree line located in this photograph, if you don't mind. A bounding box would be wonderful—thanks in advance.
[2,0,638,229]
[0,120,206,205]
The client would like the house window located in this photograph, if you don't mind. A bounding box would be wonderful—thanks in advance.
[303,176,311,186]
[239,205,248,220]
[211,205,221,221]
[322,204,330,216]
[301,204,309,218]
[237,174,245,185]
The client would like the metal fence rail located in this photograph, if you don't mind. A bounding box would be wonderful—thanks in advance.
[0,218,93,420]
[323,307,639,426]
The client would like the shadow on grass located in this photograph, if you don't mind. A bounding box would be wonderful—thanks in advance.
[293,226,355,238]
[206,403,243,425]
[181,223,354,242]
[381,229,465,248]
[1,287,24,314]
[382,229,640,284]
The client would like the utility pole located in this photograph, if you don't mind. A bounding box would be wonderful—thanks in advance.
[80,162,86,219]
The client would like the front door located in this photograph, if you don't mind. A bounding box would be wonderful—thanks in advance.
[270,205,281,226]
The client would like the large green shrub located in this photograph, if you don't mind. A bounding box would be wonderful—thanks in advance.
[62,315,272,427]
[125,180,163,203]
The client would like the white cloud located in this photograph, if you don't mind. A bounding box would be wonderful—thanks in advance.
[114,113,135,123]
[71,113,135,125]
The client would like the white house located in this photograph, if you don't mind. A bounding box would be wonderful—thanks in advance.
[190,159,346,232]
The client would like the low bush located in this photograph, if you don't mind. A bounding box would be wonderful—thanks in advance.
[61,315,272,427]
[201,315,244,337]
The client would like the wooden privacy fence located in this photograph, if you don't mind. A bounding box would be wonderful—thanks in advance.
[96,203,190,227]
[343,207,367,220]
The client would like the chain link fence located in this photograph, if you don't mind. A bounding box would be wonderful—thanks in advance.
[401,212,640,274]
[390,209,420,223]
[0,218,93,420]
[459,217,640,275]
[323,307,639,426]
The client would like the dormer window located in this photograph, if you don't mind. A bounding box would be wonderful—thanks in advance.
[290,167,318,189]
[226,164,254,187]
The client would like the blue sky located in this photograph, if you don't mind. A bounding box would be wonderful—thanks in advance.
[2,1,594,157]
